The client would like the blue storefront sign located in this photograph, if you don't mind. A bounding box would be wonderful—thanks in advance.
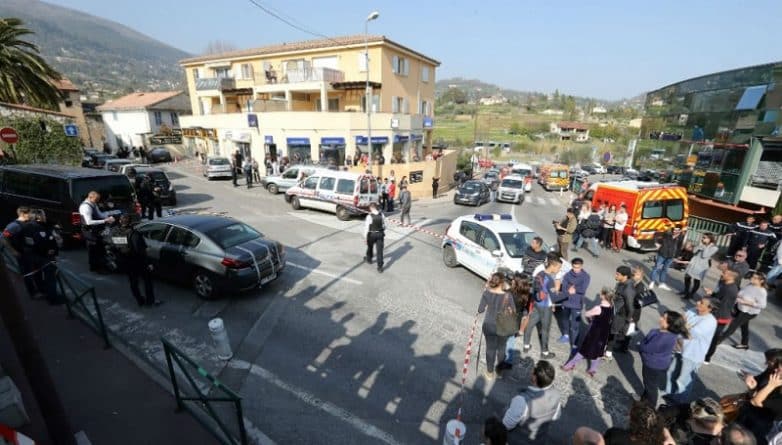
[355,136,390,144]
[264,135,274,144]
[247,113,258,128]
[286,137,311,145]
[393,135,410,143]
[411,134,423,141]
[320,137,346,145]
[423,117,434,128]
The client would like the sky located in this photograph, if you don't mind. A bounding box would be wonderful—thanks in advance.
[45,0,782,100]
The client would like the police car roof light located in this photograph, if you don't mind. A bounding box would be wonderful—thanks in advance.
[474,213,512,221]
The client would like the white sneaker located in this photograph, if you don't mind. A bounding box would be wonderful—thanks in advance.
[648,282,656,290]
[659,283,672,291]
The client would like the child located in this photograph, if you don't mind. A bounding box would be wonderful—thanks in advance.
[639,311,688,407]
[561,288,614,377]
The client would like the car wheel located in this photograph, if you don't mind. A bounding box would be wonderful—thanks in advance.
[291,196,301,210]
[267,184,278,194]
[453,197,458,205]
[443,245,459,268]
[193,269,216,300]
[336,205,350,221]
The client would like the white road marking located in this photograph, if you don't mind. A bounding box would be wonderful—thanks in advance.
[286,261,363,285]
[549,197,561,206]
[536,197,546,205]
[228,359,405,445]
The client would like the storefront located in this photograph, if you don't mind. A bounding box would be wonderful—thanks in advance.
[264,135,279,162]
[224,130,253,159]
[318,137,346,167]
[355,136,389,163]
[182,127,218,157]
[286,137,312,164]
[392,135,409,163]
[410,134,423,161]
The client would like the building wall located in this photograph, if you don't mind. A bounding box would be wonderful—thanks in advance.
[101,110,152,150]
[56,90,90,146]
[0,104,69,124]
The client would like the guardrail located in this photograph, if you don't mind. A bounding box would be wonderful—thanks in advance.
[685,215,732,251]
[55,267,111,349]
[162,337,248,445]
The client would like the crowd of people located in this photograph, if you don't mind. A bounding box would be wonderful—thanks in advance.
[474,209,782,444]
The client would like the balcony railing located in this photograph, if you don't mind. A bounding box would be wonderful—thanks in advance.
[254,67,345,86]
[195,77,236,91]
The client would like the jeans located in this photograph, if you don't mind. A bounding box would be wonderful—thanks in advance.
[523,305,553,352]
[482,326,508,372]
[641,365,667,407]
[719,311,757,347]
[705,323,727,362]
[665,354,700,400]
[767,263,782,284]
[574,236,599,256]
[563,307,582,349]
[504,335,518,364]
[650,256,674,285]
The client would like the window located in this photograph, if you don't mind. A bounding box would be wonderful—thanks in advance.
[459,221,482,243]
[392,96,407,113]
[336,179,355,194]
[112,111,118,121]
[206,223,263,249]
[192,68,200,81]
[154,111,162,125]
[214,67,230,79]
[359,178,378,193]
[479,230,500,252]
[391,55,409,76]
[303,176,319,190]
[499,232,535,258]
[361,95,380,113]
[240,63,254,79]
[3,172,63,202]
[64,99,73,108]
[328,98,339,112]
[170,113,179,126]
[420,100,431,116]
[641,200,664,219]
[318,177,336,191]
[735,85,766,111]
[641,199,684,221]
[282,169,298,179]
[138,223,169,242]
[421,66,430,82]
[71,177,134,205]
[166,227,200,248]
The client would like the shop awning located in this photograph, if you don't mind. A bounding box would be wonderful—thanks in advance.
[320,137,346,145]
[355,136,389,144]
[286,137,310,145]
[393,135,409,143]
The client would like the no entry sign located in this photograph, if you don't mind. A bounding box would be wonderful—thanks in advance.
[0,127,19,144]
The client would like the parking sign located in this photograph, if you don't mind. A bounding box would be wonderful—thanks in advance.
[64,124,79,137]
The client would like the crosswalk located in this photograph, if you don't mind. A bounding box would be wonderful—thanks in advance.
[286,211,427,241]
[530,196,565,207]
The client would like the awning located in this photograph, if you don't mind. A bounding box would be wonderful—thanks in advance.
[355,136,389,144]
[320,137,345,145]
[333,81,382,90]
[286,137,310,145]
[393,135,409,143]
[264,135,274,143]
[411,134,423,141]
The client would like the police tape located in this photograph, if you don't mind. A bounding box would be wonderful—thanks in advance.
[456,312,481,422]
[385,218,445,240]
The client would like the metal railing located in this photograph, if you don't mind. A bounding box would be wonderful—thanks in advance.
[162,338,248,445]
[196,77,236,91]
[55,267,111,349]
[685,215,732,250]
[253,67,345,85]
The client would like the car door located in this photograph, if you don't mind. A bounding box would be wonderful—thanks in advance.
[135,222,170,267]
[279,168,299,190]
[457,221,484,273]
[477,228,502,276]
[298,175,320,209]
[160,226,201,281]
[358,175,378,208]
[315,176,337,212]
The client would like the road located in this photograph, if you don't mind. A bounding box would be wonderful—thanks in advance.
[58,162,781,444]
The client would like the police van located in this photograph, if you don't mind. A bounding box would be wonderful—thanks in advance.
[285,169,379,220]
[442,213,569,279]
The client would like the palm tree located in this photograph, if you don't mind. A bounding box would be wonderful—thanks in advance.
[0,18,62,109]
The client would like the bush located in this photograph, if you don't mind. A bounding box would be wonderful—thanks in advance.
[0,116,81,165]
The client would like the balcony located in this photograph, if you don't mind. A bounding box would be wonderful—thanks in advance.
[253,67,345,87]
[195,77,236,91]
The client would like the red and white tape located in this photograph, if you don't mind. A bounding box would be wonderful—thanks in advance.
[456,312,480,421]
[386,218,444,240]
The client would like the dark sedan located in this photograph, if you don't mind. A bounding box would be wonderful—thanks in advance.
[133,167,177,206]
[133,215,285,299]
[453,180,491,206]
[147,147,173,163]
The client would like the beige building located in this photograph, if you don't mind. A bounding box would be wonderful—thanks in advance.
[178,34,440,167]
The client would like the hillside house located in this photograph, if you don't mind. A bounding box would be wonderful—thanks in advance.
[550,121,590,142]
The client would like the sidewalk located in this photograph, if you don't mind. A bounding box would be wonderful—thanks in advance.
[2,266,216,445]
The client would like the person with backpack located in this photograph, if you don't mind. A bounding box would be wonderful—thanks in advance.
[573,206,603,257]
[478,272,515,380]
[523,256,562,360]
[502,360,562,444]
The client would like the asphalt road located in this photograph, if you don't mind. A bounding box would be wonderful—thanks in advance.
[58,162,781,444]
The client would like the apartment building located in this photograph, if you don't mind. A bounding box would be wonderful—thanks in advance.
[178,35,439,166]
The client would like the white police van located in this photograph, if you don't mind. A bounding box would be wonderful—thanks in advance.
[442,213,571,280]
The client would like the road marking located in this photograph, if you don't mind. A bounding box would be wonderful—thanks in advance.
[549,197,561,206]
[228,359,405,445]
[286,261,363,285]
[536,197,546,205]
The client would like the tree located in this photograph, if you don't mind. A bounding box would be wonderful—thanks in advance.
[564,96,577,120]
[437,87,467,105]
[0,116,81,164]
[202,40,238,55]
[0,18,63,109]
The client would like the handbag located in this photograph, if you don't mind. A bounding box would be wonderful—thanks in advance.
[638,288,659,307]
[495,294,519,336]
[720,392,749,424]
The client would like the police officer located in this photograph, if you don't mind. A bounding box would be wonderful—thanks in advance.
[79,191,115,273]
[139,176,162,220]
[2,207,33,290]
[24,209,62,304]
[243,157,254,189]
[746,219,776,270]
[364,202,386,273]
[726,215,757,257]
[112,214,160,307]
[770,214,782,241]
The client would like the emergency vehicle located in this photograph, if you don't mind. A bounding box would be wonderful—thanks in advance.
[442,214,570,279]
[538,163,570,191]
[509,163,535,192]
[285,170,379,220]
[585,181,689,250]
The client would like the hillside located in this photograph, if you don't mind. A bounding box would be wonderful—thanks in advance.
[0,0,190,98]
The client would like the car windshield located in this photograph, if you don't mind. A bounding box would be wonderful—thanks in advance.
[71,176,134,203]
[499,232,535,258]
[140,171,167,182]
[461,182,480,191]
[513,169,531,176]
[484,173,498,179]
[501,179,523,189]
[209,158,230,165]
[206,222,263,248]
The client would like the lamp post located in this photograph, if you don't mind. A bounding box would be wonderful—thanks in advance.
[365,11,379,169]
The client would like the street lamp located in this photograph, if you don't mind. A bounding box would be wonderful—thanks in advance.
[365,11,379,169]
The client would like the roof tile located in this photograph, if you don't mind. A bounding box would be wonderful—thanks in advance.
[96,91,183,111]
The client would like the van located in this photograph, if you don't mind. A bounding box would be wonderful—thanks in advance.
[538,163,569,191]
[509,163,534,192]
[0,165,138,241]
[586,181,688,250]
[285,170,379,220]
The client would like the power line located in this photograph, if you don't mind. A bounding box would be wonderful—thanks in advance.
[246,0,345,46]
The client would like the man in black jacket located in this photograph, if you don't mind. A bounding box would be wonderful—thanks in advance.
[650,227,684,291]
[607,266,635,357]
[726,215,757,257]
[746,220,776,270]
[112,215,160,307]
[522,237,548,276]
[24,209,62,304]
[703,269,739,363]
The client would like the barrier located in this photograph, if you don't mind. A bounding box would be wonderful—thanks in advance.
[162,337,248,445]
[55,267,111,349]
[685,215,732,251]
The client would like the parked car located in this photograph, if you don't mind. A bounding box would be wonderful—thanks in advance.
[147,147,173,163]
[453,180,491,206]
[261,165,318,194]
[131,215,285,299]
[118,163,150,175]
[82,148,101,167]
[84,153,117,169]
[0,165,137,242]
[202,156,233,180]
[581,165,597,175]
[481,171,501,190]
[134,167,176,206]
[103,158,134,173]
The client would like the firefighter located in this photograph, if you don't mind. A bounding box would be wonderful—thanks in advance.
[746,220,777,270]
[726,215,757,257]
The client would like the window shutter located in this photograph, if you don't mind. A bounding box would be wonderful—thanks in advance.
[358,53,367,72]
[392,56,399,73]
[403,98,409,114]
[392,96,399,113]
[403,59,410,76]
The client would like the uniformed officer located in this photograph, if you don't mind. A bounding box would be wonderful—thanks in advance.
[726,215,757,257]
[746,219,777,270]
[79,191,115,273]
[24,209,62,304]
[364,202,386,273]
[2,206,34,293]
[112,214,160,307]
[770,214,782,240]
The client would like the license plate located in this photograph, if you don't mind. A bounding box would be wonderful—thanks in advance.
[260,273,277,285]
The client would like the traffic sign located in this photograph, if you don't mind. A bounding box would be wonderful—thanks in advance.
[0,127,19,144]
[602,151,612,163]
[64,124,79,137]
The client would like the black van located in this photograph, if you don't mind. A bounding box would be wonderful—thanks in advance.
[0,165,138,241]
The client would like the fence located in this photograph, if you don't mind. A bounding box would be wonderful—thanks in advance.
[685,215,732,252]
[55,267,111,349]
[162,338,248,445]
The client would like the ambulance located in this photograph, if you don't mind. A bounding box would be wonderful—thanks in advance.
[538,163,570,191]
[585,181,689,250]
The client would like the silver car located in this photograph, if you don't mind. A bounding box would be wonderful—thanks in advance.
[202,156,233,180]
[134,215,285,299]
[496,175,526,204]
[260,165,317,194]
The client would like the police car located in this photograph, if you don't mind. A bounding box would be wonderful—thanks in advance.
[442,213,570,280]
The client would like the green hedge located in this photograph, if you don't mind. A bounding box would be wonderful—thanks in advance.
[0,116,81,165]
